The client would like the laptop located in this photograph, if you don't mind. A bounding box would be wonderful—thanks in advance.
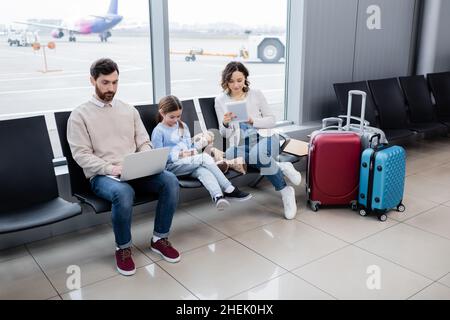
[107,147,170,181]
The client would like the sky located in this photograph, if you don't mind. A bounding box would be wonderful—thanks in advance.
[0,0,287,27]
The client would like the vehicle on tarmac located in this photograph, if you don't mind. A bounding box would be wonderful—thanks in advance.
[176,34,286,64]
[7,30,38,47]
[245,34,286,63]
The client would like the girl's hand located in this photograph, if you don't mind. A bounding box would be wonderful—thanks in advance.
[223,112,236,127]
[179,149,197,158]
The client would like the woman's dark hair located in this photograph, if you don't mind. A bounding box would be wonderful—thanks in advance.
[90,58,119,80]
[157,95,184,132]
[221,61,250,95]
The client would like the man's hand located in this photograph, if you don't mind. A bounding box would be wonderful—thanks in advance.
[111,165,122,176]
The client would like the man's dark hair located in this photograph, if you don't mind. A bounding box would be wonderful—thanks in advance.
[90,58,119,80]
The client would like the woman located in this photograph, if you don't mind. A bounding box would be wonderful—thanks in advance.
[214,61,301,220]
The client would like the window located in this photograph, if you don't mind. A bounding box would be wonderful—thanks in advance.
[168,0,288,121]
[0,0,153,117]
[0,0,153,158]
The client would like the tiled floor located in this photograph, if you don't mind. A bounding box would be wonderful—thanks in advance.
[1,137,450,300]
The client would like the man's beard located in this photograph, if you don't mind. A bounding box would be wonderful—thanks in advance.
[95,85,116,102]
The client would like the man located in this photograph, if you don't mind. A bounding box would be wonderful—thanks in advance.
[68,58,180,276]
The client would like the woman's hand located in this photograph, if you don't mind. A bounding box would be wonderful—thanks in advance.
[223,112,236,127]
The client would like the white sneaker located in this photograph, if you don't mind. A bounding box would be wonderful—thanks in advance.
[279,186,297,219]
[214,196,230,211]
[277,162,302,186]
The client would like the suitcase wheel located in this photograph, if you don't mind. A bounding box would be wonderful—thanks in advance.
[310,201,320,212]
[378,214,387,222]
[359,209,368,217]
[397,204,406,213]
[351,201,358,211]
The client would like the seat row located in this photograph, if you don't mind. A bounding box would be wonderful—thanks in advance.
[0,98,300,234]
[333,71,450,142]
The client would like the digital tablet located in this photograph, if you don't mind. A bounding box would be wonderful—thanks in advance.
[225,100,248,122]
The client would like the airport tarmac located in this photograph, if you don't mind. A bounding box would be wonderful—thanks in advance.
[0,35,286,119]
[0,35,286,158]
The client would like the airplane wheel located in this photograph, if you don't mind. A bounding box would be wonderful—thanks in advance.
[258,38,284,63]
[185,56,191,62]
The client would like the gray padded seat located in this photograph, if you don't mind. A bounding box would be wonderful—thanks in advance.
[0,116,81,233]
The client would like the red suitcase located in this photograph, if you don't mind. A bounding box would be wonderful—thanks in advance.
[307,131,361,211]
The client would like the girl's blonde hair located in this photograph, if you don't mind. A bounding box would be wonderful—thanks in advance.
[157,95,184,133]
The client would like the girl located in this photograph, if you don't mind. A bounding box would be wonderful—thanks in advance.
[214,61,301,219]
[152,95,252,210]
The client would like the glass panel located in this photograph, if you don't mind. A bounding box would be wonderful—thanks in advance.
[168,0,287,121]
[0,0,152,157]
[0,0,152,115]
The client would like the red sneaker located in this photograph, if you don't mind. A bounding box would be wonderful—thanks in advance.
[115,247,136,276]
[150,238,180,263]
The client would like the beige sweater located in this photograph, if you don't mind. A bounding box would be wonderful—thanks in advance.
[67,99,152,179]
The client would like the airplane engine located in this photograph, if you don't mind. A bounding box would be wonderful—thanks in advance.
[51,29,64,39]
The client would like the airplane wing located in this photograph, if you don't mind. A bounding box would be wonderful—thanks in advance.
[13,21,80,33]
[88,15,114,24]
[89,15,108,20]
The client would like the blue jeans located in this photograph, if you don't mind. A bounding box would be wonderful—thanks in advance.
[90,170,179,249]
[226,135,287,191]
[166,154,232,198]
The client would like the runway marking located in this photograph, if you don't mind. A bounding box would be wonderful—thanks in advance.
[0,79,205,95]
[0,84,283,96]
[171,78,203,83]
[0,67,142,82]
[0,86,93,95]
[261,89,284,93]
[0,70,83,77]
[250,73,284,79]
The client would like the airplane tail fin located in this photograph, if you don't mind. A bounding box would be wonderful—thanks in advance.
[108,0,118,15]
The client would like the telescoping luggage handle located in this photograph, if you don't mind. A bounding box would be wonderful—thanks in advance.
[369,133,388,149]
[321,117,343,130]
[346,90,367,133]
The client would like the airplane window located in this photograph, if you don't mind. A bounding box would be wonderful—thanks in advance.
[0,0,152,157]
[168,0,288,121]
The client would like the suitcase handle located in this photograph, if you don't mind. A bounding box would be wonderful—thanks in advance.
[369,133,382,148]
[322,117,343,129]
[319,125,344,132]
[338,115,370,127]
[347,90,367,133]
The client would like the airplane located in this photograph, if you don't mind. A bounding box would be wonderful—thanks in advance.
[14,0,122,42]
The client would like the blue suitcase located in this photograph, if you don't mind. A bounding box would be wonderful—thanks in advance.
[358,135,406,221]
